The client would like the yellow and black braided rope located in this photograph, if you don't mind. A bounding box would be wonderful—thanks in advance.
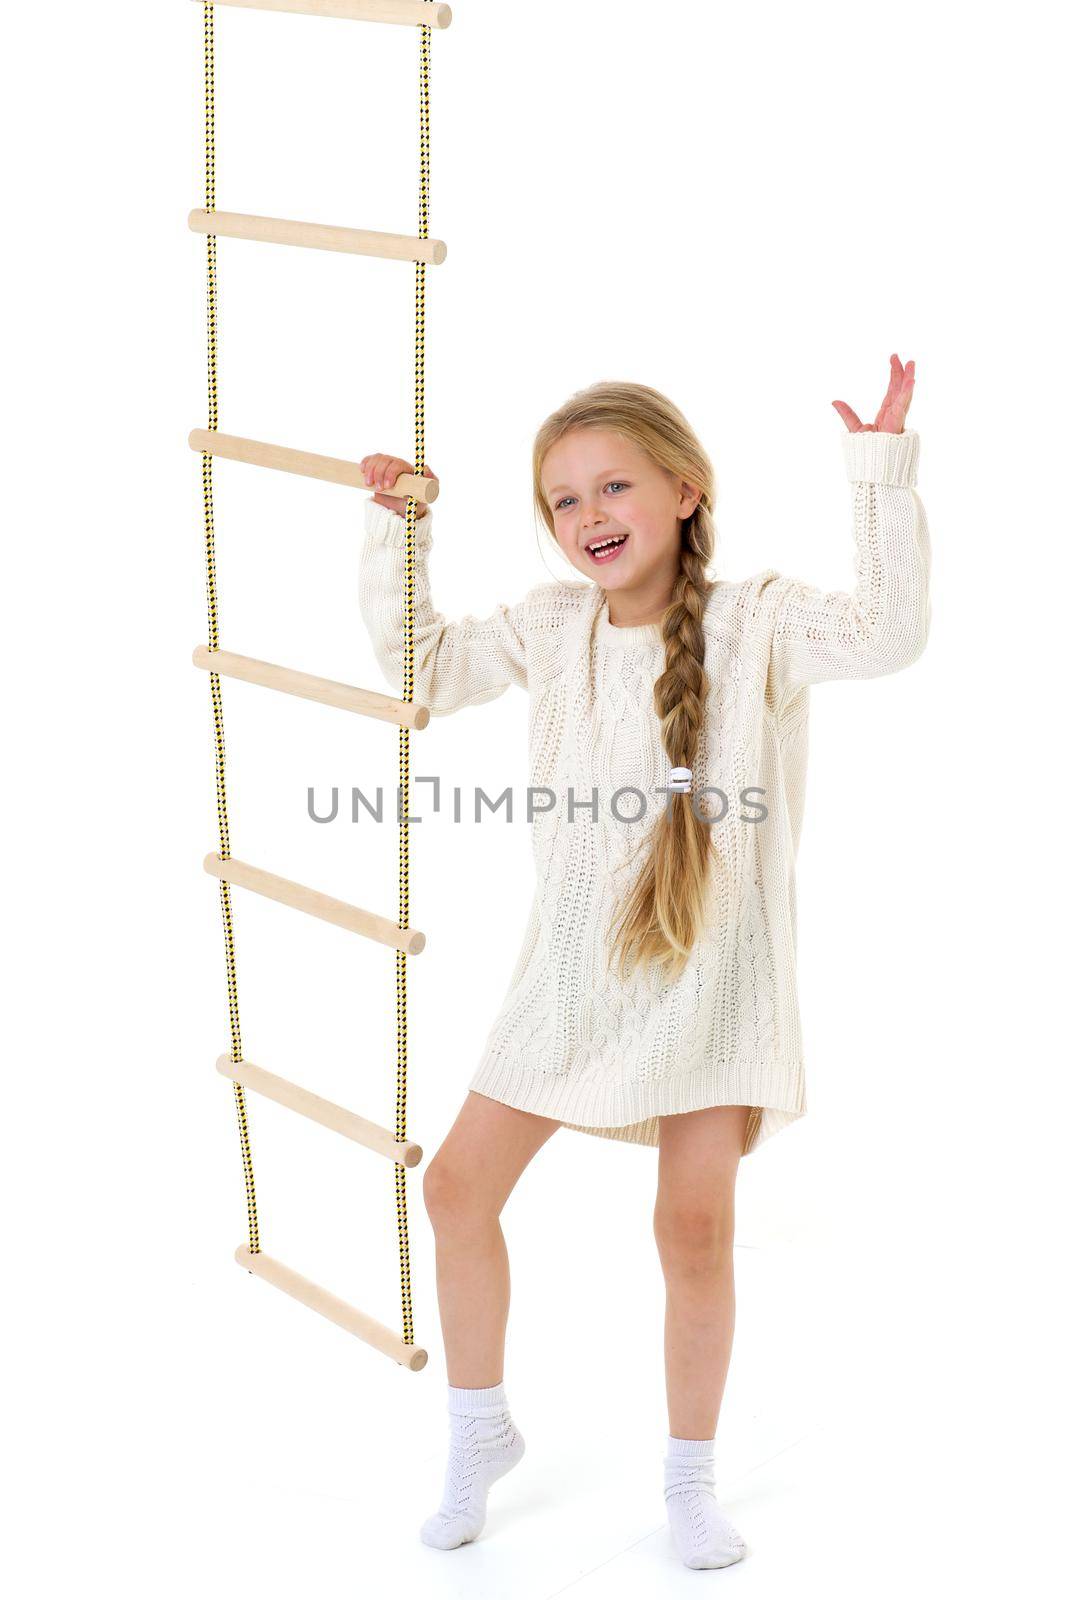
[201,3,260,1255]
[393,8,433,1353]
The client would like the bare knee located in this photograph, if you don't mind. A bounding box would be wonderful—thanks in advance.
[423,1157,499,1233]
[653,1203,734,1278]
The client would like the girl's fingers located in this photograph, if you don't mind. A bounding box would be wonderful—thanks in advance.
[884,375,915,432]
[889,356,916,414]
[361,452,436,493]
[879,355,907,422]
[900,375,915,422]
[832,399,864,432]
[877,359,905,430]
[360,453,421,490]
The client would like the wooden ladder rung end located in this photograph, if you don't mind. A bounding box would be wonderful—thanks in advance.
[234,1246,429,1370]
[187,209,446,265]
[190,0,452,30]
[218,1054,422,1165]
[203,852,426,954]
[188,428,439,504]
[193,645,430,730]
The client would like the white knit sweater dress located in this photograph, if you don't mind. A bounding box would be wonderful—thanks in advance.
[358,427,930,1156]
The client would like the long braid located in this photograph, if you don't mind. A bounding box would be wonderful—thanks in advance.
[607,505,717,982]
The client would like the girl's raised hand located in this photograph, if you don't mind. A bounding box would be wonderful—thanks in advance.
[359,452,437,519]
[832,354,916,435]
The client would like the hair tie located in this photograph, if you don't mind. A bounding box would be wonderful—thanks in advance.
[666,766,693,793]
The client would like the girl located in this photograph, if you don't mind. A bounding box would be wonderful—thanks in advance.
[357,356,928,1569]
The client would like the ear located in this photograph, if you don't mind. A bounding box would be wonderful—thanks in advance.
[678,479,702,519]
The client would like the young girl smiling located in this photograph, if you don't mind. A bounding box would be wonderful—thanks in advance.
[358,355,928,1568]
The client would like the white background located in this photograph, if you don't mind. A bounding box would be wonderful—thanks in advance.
[3,1,1064,1595]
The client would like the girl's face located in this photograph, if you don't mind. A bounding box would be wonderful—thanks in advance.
[542,428,700,600]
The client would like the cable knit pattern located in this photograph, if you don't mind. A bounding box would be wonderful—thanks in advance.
[358,429,930,1154]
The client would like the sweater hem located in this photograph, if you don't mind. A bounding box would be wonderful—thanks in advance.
[466,1052,806,1155]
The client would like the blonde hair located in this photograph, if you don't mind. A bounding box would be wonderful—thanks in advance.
[532,380,719,984]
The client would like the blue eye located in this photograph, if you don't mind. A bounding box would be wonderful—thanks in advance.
[554,482,629,512]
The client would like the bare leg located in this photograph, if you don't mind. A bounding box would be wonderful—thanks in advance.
[654,1104,748,1438]
[423,1090,562,1388]
[654,1104,751,1569]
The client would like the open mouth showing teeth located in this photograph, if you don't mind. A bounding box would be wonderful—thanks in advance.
[587,534,629,561]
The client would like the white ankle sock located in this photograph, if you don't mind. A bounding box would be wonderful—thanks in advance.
[664,1435,748,1569]
[419,1381,526,1550]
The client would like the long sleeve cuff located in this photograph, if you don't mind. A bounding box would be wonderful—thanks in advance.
[363,497,435,550]
[840,427,920,487]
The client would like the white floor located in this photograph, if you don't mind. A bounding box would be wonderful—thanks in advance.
[53,1224,1048,1600]
[20,1086,1061,1600]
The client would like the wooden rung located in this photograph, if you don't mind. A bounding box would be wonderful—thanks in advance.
[188,429,439,503]
[191,0,452,28]
[193,645,430,730]
[217,1054,423,1165]
[204,853,426,954]
[234,1245,429,1370]
[188,209,446,265]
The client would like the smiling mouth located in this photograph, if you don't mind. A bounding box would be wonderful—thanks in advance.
[586,534,629,562]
